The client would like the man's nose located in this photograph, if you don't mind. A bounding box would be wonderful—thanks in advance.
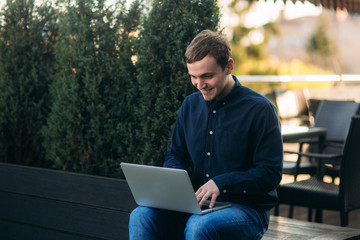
[197,79,206,89]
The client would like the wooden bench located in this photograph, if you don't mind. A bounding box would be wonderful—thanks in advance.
[1,162,360,240]
[0,162,137,239]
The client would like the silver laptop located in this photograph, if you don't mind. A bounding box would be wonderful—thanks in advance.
[121,162,231,215]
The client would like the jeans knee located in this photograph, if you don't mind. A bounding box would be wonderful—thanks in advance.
[129,207,154,231]
[184,218,217,239]
[130,207,189,240]
[129,207,161,240]
[129,206,142,224]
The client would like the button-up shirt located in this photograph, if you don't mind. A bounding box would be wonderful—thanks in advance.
[164,76,283,211]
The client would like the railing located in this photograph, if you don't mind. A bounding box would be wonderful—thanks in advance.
[235,74,360,82]
[235,74,360,103]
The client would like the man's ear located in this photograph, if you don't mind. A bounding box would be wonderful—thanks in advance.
[226,58,234,75]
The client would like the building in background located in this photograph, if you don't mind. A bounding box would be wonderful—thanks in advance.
[266,8,360,74]
[220,0,360,74]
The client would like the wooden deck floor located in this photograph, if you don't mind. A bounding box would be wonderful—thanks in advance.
[265,216,360,240]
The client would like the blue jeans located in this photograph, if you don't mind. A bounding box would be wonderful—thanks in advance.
[129,203,269,240]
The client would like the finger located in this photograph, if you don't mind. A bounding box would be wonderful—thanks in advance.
[199,194,209,207]
[195,189,204,202]
[209,193,218,208]
[196,186,208,201]
[199,190,212,206]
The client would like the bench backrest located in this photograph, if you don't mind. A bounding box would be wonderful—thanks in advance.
[0,162,137,240]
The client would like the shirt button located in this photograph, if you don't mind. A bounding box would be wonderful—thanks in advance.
[209,131,213,135]
[223,102,226,105]
[212,110,216,114]
[223,189,227,193]
[206,174,209,177]
[207,152,211,156]
[243,190,247,194]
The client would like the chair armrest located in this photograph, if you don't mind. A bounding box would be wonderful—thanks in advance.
[297,140,344,153]
[298,138,319,144]
[324,141,344,149]
[284,150,343,159]
[298,138,323,152]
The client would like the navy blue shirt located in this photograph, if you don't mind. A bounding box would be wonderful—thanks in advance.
[164,76,283,211]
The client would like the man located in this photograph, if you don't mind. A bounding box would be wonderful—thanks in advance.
[129,30,283,239]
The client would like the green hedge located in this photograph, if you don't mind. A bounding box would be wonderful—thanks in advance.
[0,0,58,168]
[0,0,220,177]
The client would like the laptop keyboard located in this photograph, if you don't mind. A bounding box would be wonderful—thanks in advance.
[201,205,210,210]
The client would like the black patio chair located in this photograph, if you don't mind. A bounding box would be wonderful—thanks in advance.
[283,100,360,181]
[276,115,360,227]
[308,98,321,119]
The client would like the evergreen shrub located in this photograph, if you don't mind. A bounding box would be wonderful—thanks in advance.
[135,0,220,167]
[0,0,220,177]
[0,0,58,167]
[42,0,142,177]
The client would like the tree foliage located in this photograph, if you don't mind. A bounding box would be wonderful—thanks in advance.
[42,0,142,177]
[134,0,220,166]
[0,0,220,177]
[306,17,336,57]
[306,15,338,72]
[0,0,58,166]
[227,0,279,75]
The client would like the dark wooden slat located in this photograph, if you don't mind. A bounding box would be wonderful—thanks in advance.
[0,162,136,240]
[0,162,137,211]
[0,220,98,240]
[0,192,132,240]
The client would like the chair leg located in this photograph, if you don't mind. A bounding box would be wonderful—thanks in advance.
[340,211,349,227]
[288,205,294,218]
[293,174,297,182]
[315,208,323,223]
[308,208,313,221]
[274,204,279,216]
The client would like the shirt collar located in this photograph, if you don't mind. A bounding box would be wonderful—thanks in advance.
[209,75,241,106]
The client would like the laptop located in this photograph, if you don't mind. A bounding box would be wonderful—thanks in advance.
[120,162,231,215]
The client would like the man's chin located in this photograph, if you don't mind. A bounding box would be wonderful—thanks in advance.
[202,94,214,101]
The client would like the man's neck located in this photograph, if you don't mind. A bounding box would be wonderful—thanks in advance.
[215,75,235,102]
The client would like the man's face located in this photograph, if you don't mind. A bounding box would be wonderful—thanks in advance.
[187,55,233,101]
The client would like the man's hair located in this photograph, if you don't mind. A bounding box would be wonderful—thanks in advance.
[185,30,231,70]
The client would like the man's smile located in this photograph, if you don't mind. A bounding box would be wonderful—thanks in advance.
[200,88,213,95]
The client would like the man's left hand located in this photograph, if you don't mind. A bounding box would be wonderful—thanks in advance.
[195,179,220,209]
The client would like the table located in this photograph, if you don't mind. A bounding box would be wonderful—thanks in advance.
[281,126,328,178]
[281,125,327,143]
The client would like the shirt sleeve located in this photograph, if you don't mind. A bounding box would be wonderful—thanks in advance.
[212,102,283,201]
[163,105,192,170]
